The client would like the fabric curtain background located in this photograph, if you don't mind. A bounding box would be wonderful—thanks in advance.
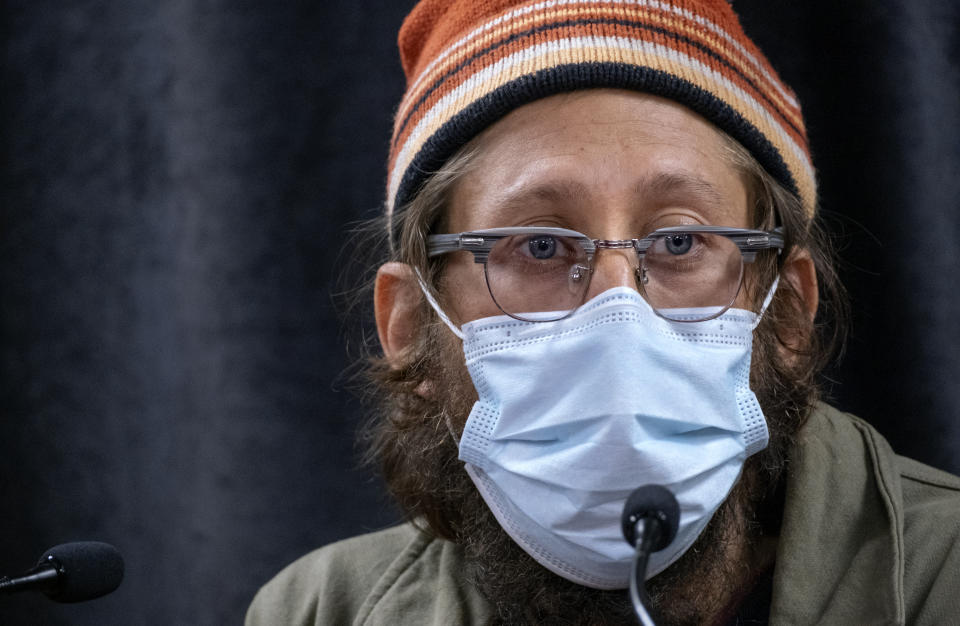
[1,1,957,624]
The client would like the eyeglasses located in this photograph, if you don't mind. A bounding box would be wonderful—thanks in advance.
[426,225,783,322]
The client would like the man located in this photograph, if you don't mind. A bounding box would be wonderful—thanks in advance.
[247,1,960,623]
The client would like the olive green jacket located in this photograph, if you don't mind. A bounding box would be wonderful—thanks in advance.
[246,405,960,625]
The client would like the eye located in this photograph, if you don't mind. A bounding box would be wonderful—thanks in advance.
[664,234,693,255]
[527,236,557,259]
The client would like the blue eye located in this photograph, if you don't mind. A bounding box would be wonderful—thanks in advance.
[664,234,693,255]
[528,236,557,259]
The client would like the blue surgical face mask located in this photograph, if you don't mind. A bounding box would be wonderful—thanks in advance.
[420,281,776,590]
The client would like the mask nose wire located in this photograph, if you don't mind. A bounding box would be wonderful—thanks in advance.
[414,268,466,340]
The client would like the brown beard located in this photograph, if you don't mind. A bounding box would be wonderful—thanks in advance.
[364,287,816,625]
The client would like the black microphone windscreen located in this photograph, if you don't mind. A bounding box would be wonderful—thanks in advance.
[39,541,124,603]
[621,485,680,551]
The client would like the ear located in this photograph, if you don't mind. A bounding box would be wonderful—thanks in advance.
[781,248,818,323]
[374,262,422,367]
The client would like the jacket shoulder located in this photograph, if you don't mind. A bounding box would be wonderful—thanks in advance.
[810,404,960,624]
[897,453,960,624]
[897,454,960,493]
[245,524,426,626]
[896,453,960,543]
[246,523,492,626]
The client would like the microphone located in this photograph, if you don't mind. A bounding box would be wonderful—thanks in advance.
[0,542,124,603]
[621,485,680,626]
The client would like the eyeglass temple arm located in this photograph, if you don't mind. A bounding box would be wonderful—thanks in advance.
[729,230,784,262]
[426,233,498,262]
[426,234,462,257]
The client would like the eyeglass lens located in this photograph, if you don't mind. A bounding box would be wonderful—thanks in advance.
[483,232,745,322]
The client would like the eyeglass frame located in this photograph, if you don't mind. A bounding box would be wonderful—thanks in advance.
[425,225,784,322]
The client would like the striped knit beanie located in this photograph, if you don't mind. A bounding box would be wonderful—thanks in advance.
[387,0,815,230]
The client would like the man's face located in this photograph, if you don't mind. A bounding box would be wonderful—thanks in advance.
[437,88,753,325]
[373,88,816,624]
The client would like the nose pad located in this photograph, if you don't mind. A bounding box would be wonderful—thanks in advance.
[637,266,648,286]
[585,250,641,299]
[569,263,591,283]
[567,263,592,297]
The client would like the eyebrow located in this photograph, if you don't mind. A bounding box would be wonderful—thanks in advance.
[489,179,591,219]
[635,172,727,210]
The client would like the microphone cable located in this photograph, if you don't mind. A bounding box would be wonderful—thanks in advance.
[621,485,680,626]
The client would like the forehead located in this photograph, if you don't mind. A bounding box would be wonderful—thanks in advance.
[446,89,750,235]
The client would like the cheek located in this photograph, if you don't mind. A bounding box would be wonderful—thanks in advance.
[735,255,778,313]
[439,255,503,324]
[732,269,753,311]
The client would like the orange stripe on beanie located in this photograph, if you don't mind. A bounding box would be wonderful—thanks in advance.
[387,0,816,226]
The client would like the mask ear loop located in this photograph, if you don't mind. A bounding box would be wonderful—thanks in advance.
[414,268,465,340]
[751,274,780,331]
[413,268,465,448]
[444,414,462,447]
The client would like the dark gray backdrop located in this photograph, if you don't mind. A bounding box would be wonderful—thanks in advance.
[1,1,958,624]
